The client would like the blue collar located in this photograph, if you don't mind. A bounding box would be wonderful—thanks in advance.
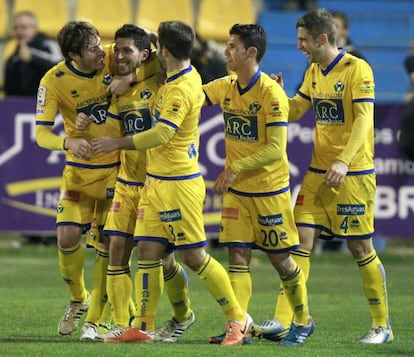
[237,69,261,95]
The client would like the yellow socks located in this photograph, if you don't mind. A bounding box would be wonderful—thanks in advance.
[228,264,251,312]
[274,249,311,328]
[133,260,163,331]
[196,254,245,322]
[280,261,309,326]
[164,262,191,323]
[58,243,87,302]
[107,264,133,327]
[357,250,390,327]
[85,248,109,324]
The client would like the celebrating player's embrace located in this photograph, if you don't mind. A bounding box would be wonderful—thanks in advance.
[35,7,393,348]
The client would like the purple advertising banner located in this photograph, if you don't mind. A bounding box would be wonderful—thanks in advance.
[0,98,413,237]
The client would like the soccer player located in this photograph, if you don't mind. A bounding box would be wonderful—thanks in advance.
[203,24,313,346]
[76,24,195,342]
[91,20,251,346]
[35,21,133,341]
[257,8,393,344]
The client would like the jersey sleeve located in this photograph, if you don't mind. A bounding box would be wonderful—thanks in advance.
[203,76,230,105]
[351,59,375,102]
[157,86,191,129]
[35,73,64,150]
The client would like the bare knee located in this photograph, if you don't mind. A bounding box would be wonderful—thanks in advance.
[347,239,374,259]
[227,246,251,266]
[268,252,294,276]
[57,225,82,249]
[178,247,207,271]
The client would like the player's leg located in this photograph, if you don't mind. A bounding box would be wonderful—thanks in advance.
[174,178,251,346]
[267,251,313,346]
[156,252,195,342]
[340,174,392,344]
[57,224,90,336]
[102,234,135,337]
[254,187,317,342]
[179,246,251,346]
[269,226,314,333]
[102,182,142,339]
[348,238,393,344]
[80,169,116,341]
[208,193,254,343]
[56,171,93,337]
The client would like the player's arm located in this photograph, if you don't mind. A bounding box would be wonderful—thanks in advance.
[203,76,229,106]
[337,101,373,165]
[36,124,65,150]
[35,82,64,150]
[272,70,312,121]
[91,122,175,152]
[232,125,286,172]
[214,125,286,194]
[288,93,312,121]
[324,101,373,187]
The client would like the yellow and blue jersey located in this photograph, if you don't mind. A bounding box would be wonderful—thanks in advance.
[107,74,158,184]
[203,70,290,193]
[146,65,205,179]
[292,50,375,172]
[36,46,121,168]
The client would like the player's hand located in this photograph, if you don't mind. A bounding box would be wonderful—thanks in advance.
[270,72,284,88]
[75,112,93,130]
[107,74,132,95]
[214,167,237,194]
[64,137,94,160]
[324,160,348,187]
[91,137,118,153]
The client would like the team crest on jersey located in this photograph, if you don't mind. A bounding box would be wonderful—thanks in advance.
[102,73,112,85]
[249,102,261,112]
[334,81,345,92]
[224,97,231,105]
[312,81,317,89]
[140,88,152,99]
[37,86,46,105]
[55,71,65,78]
[71,90,79,98]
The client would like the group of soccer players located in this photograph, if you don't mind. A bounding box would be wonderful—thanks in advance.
[35,7,393,347]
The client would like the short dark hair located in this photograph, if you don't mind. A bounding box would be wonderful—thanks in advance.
[57,21,99,59]
[296,8,336,45]
[229,24,267,63]
[158,21,194,60]
[115,24,151,52]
